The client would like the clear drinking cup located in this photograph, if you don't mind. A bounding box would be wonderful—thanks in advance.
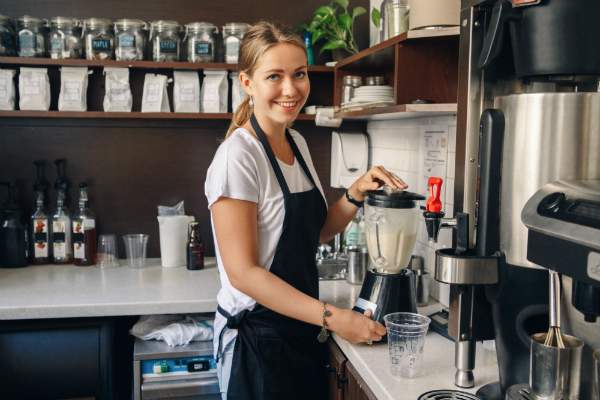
[97,234,119,268]
[384,312,431,378]
[123,234,149,268]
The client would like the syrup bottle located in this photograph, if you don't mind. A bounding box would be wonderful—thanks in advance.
[187,221,204,270]
[31,189,50,264]
[52,190,72,264]
[73,183,97,266]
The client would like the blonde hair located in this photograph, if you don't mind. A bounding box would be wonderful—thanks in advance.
[226,21,307,137]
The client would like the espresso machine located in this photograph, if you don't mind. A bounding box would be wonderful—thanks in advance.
[429,0,600,398]
[352,189,423,324]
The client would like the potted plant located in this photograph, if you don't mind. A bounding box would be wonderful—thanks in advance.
[303,0,367,60]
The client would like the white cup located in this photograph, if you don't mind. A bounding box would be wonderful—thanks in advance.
[157,215,195,267]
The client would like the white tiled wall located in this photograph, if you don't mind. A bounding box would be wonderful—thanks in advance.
[367,116,458,307]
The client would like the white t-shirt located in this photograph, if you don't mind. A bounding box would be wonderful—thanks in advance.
[205,127,326,356]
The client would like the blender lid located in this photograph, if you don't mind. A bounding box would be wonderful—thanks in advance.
[366,189,425,208]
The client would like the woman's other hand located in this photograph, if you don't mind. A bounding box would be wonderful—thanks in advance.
[348,166,408,202]
[328,306,387,344]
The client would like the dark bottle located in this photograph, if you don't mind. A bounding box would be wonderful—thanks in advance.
[52,190,72,264]
[0,182,28,268]
[73,183,97,266]
[187,221,204,270]
[31,190,50,264]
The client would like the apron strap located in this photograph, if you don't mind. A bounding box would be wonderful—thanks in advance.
[285,130,319,189]
[251,114,291,196]
[216,305,249,363]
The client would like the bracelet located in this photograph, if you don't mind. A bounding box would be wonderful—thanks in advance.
[345,189,364,208]
[317,302,332,343]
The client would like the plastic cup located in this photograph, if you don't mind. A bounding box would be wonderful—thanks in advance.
[97,234,119,268]
[383,312,431,378]
[123,234,149,268]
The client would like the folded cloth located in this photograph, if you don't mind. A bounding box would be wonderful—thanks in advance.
[130,314,214,347]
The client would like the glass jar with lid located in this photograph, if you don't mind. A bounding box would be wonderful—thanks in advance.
[114,19,147,61]
[184,22,217,63]
[149,20,181,62]
[0,15,16,56]
[17,15,46,57]
[222,23,250,64]
[48,17,83,59]
[83,18,114,60]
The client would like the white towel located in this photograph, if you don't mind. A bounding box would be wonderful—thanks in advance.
[130,314,214,347]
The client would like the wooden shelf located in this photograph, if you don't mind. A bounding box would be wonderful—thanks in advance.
[0,56,333,73]
[335,26,459,70]
[0,110,317,120]
[335,103,457,120]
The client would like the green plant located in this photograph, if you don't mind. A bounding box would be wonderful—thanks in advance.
[303,0,367,55]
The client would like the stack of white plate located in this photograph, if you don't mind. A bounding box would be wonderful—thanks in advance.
[351,85,394,104]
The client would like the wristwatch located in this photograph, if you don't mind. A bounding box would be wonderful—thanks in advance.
[345,189,364,208]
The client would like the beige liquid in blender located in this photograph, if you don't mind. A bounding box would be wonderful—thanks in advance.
[367,230,417,273]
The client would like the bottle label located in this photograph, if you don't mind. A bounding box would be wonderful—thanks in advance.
[92,38,111,51]
[83,218,95,229]
[119,33,135,49]
[74,242,85,259]
[52,220,71,259]
[33,218,49,258]
[194,42,211,56]
[50,37,63,52]
[19,33,37,51]
[225,40,239,59]
[54,242,66,258]
[159,39,177,53]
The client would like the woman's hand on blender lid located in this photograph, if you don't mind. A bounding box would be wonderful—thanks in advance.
[352,166,408,200]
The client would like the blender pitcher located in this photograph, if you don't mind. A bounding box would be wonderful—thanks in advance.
[353,189,424,325]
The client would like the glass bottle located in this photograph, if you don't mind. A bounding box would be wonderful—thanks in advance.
[0,182,28,268]
[186,221,204,270]
[344,207,366,249]
[31,190,50,264]
[52,190,72,264]
[73,183,97,266]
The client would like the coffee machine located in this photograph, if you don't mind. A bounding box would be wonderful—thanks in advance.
[352,190,422,324]
[434,0,600,398]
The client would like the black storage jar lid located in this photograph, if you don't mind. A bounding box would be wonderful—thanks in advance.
[366,189,425,209]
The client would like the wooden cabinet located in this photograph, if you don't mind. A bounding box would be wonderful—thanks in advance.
[328,340,377,400]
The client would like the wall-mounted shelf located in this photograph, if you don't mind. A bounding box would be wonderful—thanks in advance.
[0,56,334,73]
[335,103,457,120]
[333,26,460,119]
[0,110,316,120]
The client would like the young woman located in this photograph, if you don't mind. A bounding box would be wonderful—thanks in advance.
[205,21,407,400]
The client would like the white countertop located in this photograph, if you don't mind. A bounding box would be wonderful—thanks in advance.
[0,258,220,320]
[0,258,499,399]
[320,280,500,400]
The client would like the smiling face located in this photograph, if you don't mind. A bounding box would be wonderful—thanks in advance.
[240,42,310,130]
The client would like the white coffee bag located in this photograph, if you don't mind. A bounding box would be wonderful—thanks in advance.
[229,71,245,113]
[103,67,132,112]
[173,71,200,113]
[0,69,16,111]
[58,67,89,111]
[142,73,170,112]
[201,70,228,113]
[19,67,51,111]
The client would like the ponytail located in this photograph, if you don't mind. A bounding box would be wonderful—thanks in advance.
[226,96,252,138]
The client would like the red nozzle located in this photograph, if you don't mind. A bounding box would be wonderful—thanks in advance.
[426,177,443,213]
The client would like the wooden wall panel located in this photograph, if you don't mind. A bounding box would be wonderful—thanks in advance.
[0,119,352,257]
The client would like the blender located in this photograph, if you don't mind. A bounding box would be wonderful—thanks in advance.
[352,188,424,324]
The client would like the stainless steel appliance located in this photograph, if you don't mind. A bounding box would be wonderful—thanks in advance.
[442,0,600,398]
[352,189,422,324]
[133,339,220,400]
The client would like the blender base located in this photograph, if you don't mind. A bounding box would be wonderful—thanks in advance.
[352,268,417,325]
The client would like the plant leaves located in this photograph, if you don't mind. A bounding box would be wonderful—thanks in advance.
[337,13,352,31]
[352,6,367,19]
[371,8,381,28]
[321,39,347,51]
[312,30,325,45]
[333,0,349,10]
[315,5,335,17]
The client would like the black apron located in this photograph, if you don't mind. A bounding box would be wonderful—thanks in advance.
[217,115,328,400]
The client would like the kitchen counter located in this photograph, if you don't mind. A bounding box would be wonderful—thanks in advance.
[0,258,499,400]
[320,280,500,400]
[0,258,220,320]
